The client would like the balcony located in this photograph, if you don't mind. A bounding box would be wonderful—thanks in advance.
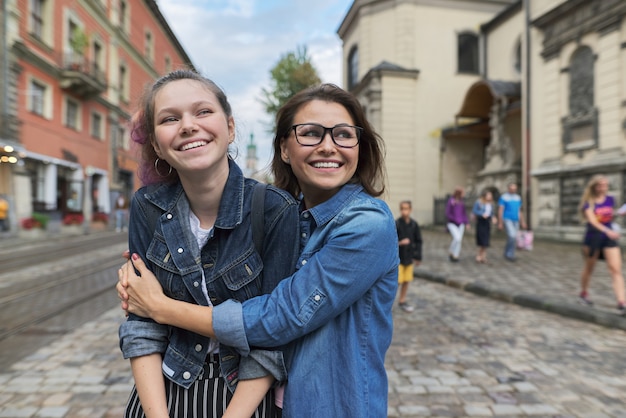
[59,52,107,98]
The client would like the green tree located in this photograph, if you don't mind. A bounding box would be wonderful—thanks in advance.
[260,45,321,120]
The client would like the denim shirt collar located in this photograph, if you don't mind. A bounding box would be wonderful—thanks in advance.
[142,159,245,231]
[305,183,363,227]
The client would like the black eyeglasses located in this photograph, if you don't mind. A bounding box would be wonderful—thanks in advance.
[291,123,362,148]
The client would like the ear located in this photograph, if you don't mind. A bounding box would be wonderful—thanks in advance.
[152,140,163,159]
[280,139,290,164]
[228,116,235,144]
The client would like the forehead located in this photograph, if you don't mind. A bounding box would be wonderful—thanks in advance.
[155,79,217,106]
[293,100,354,125]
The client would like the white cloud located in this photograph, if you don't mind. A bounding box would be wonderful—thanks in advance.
[157,0,352,168]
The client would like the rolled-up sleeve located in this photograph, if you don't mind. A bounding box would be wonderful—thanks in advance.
[212,299,250,355]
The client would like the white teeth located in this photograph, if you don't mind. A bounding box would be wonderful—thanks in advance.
[313,162,340,168]
[180,141,207,151]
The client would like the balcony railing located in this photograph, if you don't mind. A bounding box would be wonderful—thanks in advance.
[59,52,107,98]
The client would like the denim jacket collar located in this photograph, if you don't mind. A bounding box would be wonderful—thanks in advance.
[306,183,363,226]
[143,159,245,231]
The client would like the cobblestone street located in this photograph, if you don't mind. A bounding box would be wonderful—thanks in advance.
[1,230,626,417]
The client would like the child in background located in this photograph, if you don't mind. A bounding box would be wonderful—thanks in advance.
[396,200,422,312]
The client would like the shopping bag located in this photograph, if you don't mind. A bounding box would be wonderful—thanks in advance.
[516,230,533,251]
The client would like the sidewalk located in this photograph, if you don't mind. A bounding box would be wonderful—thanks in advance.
[413,227,626,331]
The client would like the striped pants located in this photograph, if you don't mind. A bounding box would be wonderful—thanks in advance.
[124,355,278,418]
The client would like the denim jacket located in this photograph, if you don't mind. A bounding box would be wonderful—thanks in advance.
[213,183,399,417]
[119,160,299,390]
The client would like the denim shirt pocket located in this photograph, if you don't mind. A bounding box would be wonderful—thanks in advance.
[210,247,263,302]
[146,232,188,300]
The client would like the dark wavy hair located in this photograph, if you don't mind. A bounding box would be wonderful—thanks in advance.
[271,83,386,198]
[131,69,233,185]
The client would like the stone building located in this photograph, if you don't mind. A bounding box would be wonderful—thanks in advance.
[338,0,626,242]
[0,0,192,235]
[337,0,516,223]
[529,0,626,241]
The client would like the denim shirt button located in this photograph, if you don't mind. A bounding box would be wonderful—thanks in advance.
[193,281,199,287]
[301,232,307,238]
[183,371,191,380]
[301,259,307,266]
[177,247,184,254]
[195,344,202,352]
[166,213,173,220]
[302,212,310,219]
[314,294,321,301]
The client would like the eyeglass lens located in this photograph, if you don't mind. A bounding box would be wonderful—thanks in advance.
[294,124,360,147]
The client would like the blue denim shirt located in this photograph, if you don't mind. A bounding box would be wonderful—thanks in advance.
[119,160,299,390]
[213,183,399,417]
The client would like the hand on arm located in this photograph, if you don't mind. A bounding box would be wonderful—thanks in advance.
[222,376,275,418]
[584,207,619,240]
[118,255,217,338]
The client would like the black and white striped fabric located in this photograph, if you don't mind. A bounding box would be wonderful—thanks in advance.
[124,355,277,418]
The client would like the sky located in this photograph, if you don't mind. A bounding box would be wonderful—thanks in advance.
[157,0,354,173]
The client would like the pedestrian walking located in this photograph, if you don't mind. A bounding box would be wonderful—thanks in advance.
[119,83,399,417]
[117,69,300,418]
[472,189,496,263]
[396,200,422,312]
[114,194,128,232]
[445,186,470,262]
[577,175,626,316]
[498,182,526,261]
[0,195,8,232]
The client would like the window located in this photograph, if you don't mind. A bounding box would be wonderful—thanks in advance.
[348,46,359,90]
[93,40,103,73]
[513,38,522,75]
[91,112,103,139]
[65,98,79,130]
[562,45,597,151]
[144,30,153,61]
[119,0,127,30]
[119,126,129,150]
[118,64,128,101]
[458,32,479,74]
[30,0,44,38]
[30,80,46,116]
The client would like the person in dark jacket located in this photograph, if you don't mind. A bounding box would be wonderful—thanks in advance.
[395,200,422,312]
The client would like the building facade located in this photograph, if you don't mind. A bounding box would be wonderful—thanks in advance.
[529,0,626,241]
[339,0,626,242]
[0,0,192,235]
[337,0,516,223]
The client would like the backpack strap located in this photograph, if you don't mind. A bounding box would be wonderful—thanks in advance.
[251,182,267,255]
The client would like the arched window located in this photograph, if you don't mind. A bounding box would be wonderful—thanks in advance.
[562,45,597,151]
[513,38,522,75]
[569,46,594,116]
[458,32,479,74]
[348,46,359,90]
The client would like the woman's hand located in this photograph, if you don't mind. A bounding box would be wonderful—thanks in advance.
[117,254,167,320]
[606,229,620,241]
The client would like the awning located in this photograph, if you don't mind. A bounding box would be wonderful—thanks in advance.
[456,79,521,120]
[21,149,82,170]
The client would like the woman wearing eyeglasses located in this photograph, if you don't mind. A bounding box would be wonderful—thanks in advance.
[119,84,399,417]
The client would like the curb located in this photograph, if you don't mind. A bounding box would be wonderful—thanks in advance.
[414,269,626,331]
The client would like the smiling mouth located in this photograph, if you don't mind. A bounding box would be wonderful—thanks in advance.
[312,161,340,168]
[179,140,208,151]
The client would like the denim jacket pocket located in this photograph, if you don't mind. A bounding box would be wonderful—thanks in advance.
[212,247,263,301]
[146,233,188,300]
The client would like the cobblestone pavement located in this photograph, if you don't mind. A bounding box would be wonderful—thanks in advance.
[414,228,626,330]
[1,230,626,417]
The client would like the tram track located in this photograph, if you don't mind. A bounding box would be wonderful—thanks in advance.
[0,257,123,342]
